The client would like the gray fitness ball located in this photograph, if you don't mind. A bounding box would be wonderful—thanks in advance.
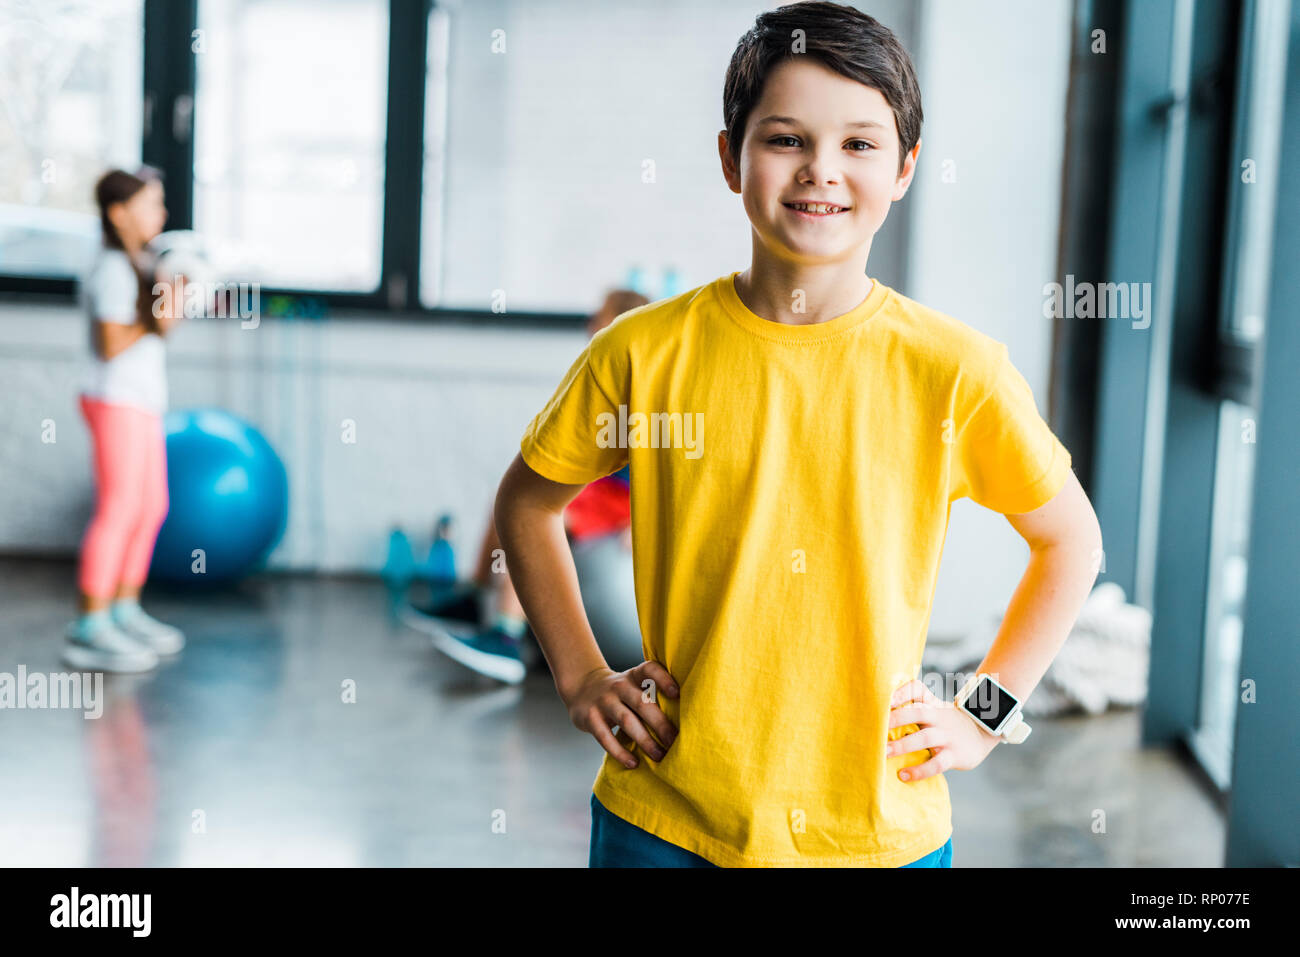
[571,531,644,673]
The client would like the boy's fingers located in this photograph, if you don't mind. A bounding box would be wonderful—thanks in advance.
[890,678,934,707]
[626,662,679,748]
[898,750,948,783]
[588,711,639,769]
[890,679,920,706]
[635,661,680,698]
[887,704,915,728]
[888,704,933,730]
[611,725,637,754]
[888,727,938,756]
[618,683,677,750]
[608,702,665,762]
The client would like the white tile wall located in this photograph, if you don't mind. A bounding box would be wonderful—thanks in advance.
[0,300,587,575]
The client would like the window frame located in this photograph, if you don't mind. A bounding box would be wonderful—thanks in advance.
[0,0,590,329]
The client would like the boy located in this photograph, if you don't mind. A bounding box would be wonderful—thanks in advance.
[494,1,1103,867]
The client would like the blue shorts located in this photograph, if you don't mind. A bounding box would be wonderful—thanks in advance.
[589,792,953,867]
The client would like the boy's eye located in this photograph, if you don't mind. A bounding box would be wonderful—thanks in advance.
[767,135,875,152]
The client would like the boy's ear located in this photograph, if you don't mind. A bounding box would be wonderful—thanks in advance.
[718,131,741,194]
[892,137,922,201]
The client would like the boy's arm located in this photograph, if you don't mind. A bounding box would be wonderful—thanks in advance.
[494,452,679,767]
[493,453,607,698]
[890,469,1102,780]
[975,468,1104,704]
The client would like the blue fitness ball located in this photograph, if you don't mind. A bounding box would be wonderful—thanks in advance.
[149,409,289,585]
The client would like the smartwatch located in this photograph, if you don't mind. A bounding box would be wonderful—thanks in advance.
[954,673,1032,743]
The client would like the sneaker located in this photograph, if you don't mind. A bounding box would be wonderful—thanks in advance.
[111,603,186,656]
[62,618,159,673]
[411,580,483,626]
[400,608,526,684]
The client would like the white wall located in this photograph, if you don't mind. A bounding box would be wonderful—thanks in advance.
[0,301,587,576]
[906,0,1073,636]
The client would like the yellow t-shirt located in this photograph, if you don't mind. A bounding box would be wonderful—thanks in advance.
[519,271,1072,867]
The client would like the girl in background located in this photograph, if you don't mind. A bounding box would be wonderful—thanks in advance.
[63,167,186,673]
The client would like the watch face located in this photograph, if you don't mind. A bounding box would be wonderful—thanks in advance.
[962,677,1017,733]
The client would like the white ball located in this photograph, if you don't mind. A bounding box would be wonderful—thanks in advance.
[148,231,219,317]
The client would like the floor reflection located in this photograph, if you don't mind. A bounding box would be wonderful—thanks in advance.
[0,558,1224,867]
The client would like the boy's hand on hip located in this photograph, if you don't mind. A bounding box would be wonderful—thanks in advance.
[564,661,680,770]
[887,679,1001,783]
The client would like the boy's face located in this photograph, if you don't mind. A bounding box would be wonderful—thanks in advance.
[719,58,920,267]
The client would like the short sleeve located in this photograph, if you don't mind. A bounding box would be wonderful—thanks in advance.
[89,254,140,325]
[951,345,1072,514]
[520,343,629,485]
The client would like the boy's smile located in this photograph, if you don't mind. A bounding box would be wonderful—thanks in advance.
[720,57,919,268]
[782,201,850,220]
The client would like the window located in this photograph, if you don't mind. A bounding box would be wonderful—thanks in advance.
[0,0,144,277]
[1189,0,1286,790]
[192,0,389,292]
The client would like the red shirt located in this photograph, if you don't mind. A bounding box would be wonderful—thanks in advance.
[563,475,630,542]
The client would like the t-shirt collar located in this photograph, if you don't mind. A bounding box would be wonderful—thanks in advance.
[717,270,890,342]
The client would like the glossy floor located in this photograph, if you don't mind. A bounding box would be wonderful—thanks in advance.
[0,558,1224,867]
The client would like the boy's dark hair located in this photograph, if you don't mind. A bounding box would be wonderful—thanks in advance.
[723,1,923,175]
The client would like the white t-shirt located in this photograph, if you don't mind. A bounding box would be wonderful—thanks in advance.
[80,246,168,415]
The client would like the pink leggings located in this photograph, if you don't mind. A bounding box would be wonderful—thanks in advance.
[78,394,169,599]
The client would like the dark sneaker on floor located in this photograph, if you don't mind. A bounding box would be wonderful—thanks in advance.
[434,626,528,684]
[411,581,483,626]
[399,608,526,684]
[519,632,544,672]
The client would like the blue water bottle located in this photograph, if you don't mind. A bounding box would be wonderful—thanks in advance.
[661,266,680,298]
[381,526,416,585]
[427,514,457,586]
[625,264,647,297]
